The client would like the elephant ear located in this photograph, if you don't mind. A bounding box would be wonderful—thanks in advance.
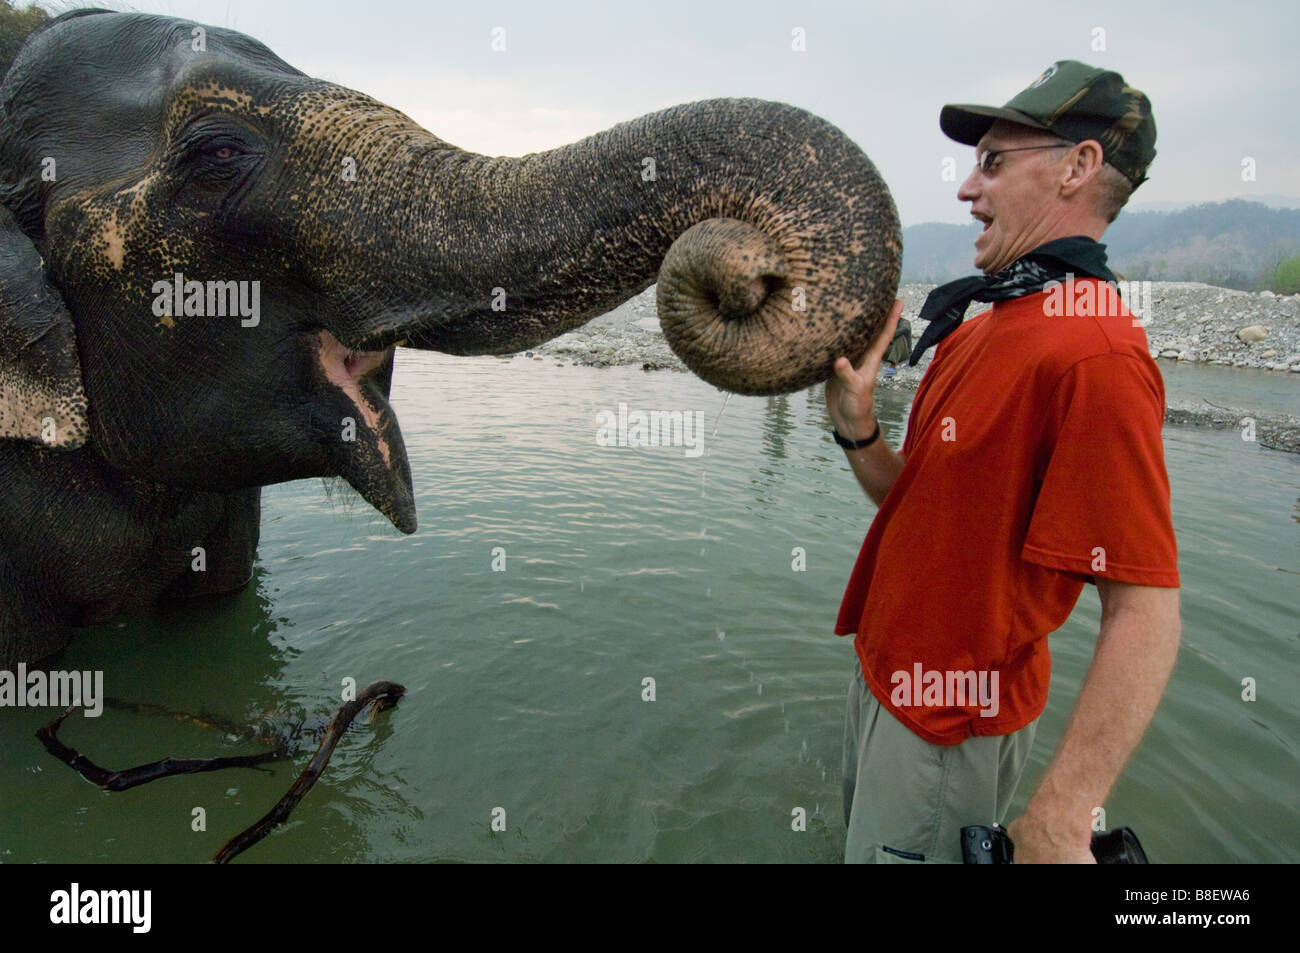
[0,203,87,449]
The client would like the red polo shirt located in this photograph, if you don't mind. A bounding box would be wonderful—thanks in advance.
[834,280,1180,745]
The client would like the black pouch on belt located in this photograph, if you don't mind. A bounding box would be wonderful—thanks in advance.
[961,823,1149,864]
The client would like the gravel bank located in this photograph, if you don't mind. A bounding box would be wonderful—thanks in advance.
[517,282,1300,453]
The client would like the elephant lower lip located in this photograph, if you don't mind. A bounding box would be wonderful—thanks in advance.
[316,329,396,462]
[314,328,415,533]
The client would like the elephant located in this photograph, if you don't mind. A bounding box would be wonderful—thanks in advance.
[0,9,900,669]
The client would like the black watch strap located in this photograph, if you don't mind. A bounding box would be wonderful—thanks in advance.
[832,420,880,450]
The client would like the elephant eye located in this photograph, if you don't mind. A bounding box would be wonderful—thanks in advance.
[176,130,256,167]
[174,126,264,194]
[199,139,243,161]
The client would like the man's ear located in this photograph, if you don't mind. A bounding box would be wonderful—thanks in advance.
[1061,139,1105,198]
[0,203,87,449]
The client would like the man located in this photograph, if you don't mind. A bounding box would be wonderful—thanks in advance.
[880,317,913,378]
[826,61,1181,864]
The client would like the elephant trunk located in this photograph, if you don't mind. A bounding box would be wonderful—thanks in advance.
[317,98,901,396]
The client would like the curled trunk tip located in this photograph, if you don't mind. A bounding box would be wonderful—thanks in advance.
[657,214,897,396]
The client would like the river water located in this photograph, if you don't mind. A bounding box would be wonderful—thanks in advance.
[1,351,1296,863]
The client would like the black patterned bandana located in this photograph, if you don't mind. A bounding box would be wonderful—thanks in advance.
[907,236,1118,366]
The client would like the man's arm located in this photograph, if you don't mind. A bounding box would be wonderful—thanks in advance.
[1007,580,1181,863]
[840,428,906,509]
[826,300,907,507]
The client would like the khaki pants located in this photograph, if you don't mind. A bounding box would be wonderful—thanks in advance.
[842,663,1038,863]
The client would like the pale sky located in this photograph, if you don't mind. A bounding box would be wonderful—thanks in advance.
[30,0,1300,224]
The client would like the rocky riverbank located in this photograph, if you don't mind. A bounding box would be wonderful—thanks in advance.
[516,282,1300,453]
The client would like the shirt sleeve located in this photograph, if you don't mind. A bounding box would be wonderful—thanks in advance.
[1021,351,1180,587]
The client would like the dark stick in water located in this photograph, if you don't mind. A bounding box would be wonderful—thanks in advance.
[211,680,405,864]
[37,707,285,791]
[37,680,405,862]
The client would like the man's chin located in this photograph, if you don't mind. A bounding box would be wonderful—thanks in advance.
[973,248,1005,274]
[973,228,1003,273]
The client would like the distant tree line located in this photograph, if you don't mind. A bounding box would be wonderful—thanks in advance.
[1265,255,1300,295]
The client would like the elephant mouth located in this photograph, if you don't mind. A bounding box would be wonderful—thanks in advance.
[317,330,395,456]
[314,329,416,534]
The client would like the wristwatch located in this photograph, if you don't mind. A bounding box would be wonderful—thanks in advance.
[832,419,880,450]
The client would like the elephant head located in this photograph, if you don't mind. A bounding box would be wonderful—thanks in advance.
[0,10,900,537]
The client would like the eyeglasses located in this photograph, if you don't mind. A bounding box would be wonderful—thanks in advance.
[975,142,1073,176]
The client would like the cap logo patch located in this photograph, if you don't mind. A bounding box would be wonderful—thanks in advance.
[1029,64,1058,88]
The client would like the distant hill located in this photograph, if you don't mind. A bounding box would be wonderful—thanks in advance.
[901,199,1300,289]
[1129,194,1300,213]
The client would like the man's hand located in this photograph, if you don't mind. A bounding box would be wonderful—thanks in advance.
[826,299,904,440]
[1005,812,1095,864]
[1009,581,1179,864]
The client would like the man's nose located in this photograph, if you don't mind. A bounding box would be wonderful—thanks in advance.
[957,165,980,202]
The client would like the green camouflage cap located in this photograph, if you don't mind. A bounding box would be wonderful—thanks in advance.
[940,60,1156,188]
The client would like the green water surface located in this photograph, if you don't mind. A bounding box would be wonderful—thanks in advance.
[1,352,1295,863]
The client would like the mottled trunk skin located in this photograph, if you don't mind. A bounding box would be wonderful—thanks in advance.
[300,97,900,395]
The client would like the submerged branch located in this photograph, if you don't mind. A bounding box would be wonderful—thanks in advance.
[211,680,405,864]
[37,706,285,792]
[37,680,406,861]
